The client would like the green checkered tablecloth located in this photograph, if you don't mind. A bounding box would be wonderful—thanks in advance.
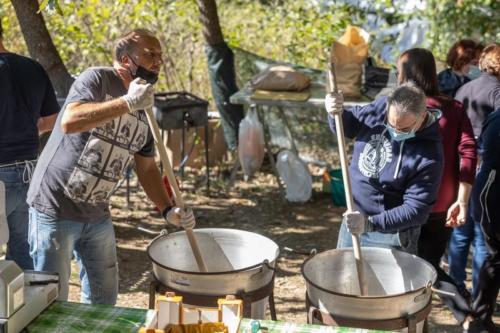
[25,302,386,333]
[239,319,386,333]
[26,301,149,333]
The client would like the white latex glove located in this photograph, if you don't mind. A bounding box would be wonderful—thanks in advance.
[324,92,344,116]
[343,211,371,235]
[122,78,154,112]
[165,207,196,229]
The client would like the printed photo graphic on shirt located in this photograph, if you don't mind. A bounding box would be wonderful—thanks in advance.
[129,119,148,153]
[77,137,113,175]
[103,146,130,180]
[95,118,118,139]
[64,169,98,202]
[358,133,393,178]
[88,178,115,203]
[116,115,136,146]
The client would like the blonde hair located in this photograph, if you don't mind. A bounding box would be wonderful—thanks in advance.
[479,43,500,77]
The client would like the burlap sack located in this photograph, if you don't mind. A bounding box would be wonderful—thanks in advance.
[250,65,311,92]
[329,26,369,97]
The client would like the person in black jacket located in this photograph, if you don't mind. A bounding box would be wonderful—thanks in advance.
[448,44,500,304]
[465,108,500,333]
[455,44,500,139]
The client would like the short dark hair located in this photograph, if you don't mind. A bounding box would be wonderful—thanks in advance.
[114,29,156,62]
[446,39,480,72]
[387,82,427,118]
[397,48,440,97]
[0,19,3,39]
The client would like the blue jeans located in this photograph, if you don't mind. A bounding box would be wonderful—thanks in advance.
[448,214,488,298]
[337,221,420,255]
[0,164,33,270]
[28,208,118,305]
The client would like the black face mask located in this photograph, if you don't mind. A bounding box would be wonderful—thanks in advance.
[128,55,159,84]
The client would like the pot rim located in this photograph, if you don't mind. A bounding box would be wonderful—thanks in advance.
[147,229,279,276]
[301,248,436,300]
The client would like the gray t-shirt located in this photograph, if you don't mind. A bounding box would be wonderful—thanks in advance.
[27,67,154,222]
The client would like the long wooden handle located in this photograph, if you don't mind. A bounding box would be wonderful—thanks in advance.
[144,107,208,272]
[328,63,366,296]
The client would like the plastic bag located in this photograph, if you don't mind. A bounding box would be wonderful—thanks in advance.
[276,150,312,203]
[238,108,265,180]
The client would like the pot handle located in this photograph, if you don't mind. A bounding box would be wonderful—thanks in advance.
[263,259,276,272]
[413,282,433,303]
[257,260,275,275]
[283,247,317,257]
[138,226,168,239]
[431,287,456,297]
[250,260,276,280]
[425,281,457,297]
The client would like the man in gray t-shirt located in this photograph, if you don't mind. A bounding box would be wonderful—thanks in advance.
[27,29,195,305]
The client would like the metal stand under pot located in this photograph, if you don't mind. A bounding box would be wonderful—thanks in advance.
[148,273,277,320]
[147,228,280,320]
[306,294,432,333]
[302,247,438,333]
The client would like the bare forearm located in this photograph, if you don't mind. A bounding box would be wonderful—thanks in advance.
[457,181,473,204]
[61,98,129,133]
[38,113,58,134]
[136,159,172,211]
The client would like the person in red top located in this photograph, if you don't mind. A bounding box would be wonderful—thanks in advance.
[396,48,477,327]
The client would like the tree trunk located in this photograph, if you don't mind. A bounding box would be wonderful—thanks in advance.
[196,0,224,45]
[196,0,244,150]
[10,0,73,97]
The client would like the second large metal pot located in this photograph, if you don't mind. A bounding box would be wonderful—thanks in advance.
[147,228,279,295]
[302,247,437,320]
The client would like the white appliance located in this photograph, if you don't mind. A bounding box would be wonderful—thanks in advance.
[0,181,59,333]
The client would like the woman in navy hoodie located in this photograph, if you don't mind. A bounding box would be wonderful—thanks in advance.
[325,82,444,255]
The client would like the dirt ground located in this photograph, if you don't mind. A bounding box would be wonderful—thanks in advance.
[67,164,500,333]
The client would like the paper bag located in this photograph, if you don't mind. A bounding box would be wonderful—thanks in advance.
[330,26,369,97]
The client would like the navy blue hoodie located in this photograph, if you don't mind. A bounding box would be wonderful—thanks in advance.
[329,96,444,232]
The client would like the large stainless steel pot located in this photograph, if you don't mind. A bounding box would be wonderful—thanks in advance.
[302,247,437,320]
[147,228,279,295]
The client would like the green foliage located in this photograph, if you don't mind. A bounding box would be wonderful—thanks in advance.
[1,0,207,95]
[423,0,500,60]
[220,1,364,69]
